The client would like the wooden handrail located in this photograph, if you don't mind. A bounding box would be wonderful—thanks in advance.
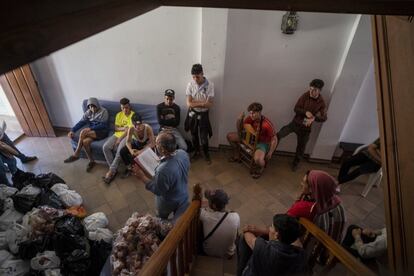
[299,218,376,276]
[139,183,202,276]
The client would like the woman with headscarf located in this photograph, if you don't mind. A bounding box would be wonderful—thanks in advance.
[287,170,345,242]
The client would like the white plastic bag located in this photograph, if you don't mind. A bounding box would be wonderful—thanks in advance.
[0,259,30,276]
[30,251,60,271]
[58,190,82,207]
[88,227,113,243]
[0,232,7,250]
[0,209,24,231]
[84,212,108,231]
[0,250,13,266]
[18,185,41,197]
[6,224,29,254]
[44,268,62,276]
[50,184,82,207]
[3,198,14,211]
[50,184,69,195]
[0,185,18,200]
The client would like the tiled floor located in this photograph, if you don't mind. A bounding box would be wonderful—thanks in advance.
[13,135,385,231]
[11,135,385,274]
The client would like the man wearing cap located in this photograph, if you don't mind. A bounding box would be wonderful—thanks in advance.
[102,98,135,184]
[200,189,240,258]
[277,79,327,171]
[157,89,187,151]
[237,214,307,276]
[64,97,109,172]
[131,132,190,222]
[185,64,214,164]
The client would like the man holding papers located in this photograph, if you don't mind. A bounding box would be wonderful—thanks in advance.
[132,132,190,222]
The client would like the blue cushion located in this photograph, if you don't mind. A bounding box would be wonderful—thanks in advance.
[71,99,159,162]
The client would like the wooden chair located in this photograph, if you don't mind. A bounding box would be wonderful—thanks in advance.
[238,121,260,174]
[236,114,265,174]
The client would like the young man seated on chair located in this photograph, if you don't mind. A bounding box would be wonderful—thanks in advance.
[64,97,109,172]
[200,189,240,258]
[227,102,277,179]
[337,138,381,185]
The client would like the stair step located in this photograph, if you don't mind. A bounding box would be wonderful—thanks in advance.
[190,255,237,276]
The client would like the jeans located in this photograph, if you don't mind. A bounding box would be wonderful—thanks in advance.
[1,133,26,161]
[102,135,127,172]
[155,197,189,223]
[160,128,187,151]
[277,121,310,164]
[338,152,381,184]
[0,154,18,186]
[191,119,209,156]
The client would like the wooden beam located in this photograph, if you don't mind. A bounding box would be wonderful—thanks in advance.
[162,0,414,15]
[0,0,160,74]
[1,1,414,74]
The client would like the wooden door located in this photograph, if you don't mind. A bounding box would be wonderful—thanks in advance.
[372,15,414,274]
[0,65,55,137]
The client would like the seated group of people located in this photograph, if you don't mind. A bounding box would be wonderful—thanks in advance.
[63,63,214,184]
[199,170,386,275]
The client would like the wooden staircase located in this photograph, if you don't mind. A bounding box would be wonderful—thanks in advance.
[139,184,376,276]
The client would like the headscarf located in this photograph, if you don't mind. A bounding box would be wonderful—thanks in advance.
[308,170,341,215]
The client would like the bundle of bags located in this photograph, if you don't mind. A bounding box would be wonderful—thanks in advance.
[0,172,113,275]
[111,213,172,276]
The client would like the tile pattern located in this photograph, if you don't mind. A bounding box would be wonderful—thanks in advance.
[12,135,386,275]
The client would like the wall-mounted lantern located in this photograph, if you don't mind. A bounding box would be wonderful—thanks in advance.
[281,11,299,34]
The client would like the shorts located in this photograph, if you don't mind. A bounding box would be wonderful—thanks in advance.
[256,143,269,153]
[93,129,109,140]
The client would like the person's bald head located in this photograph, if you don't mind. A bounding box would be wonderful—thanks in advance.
[156,132,176,154]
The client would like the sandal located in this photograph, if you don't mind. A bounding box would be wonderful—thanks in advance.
[86,161,96,172]
[251,167,264,179]
[103,171,117,184]
[64,155,79,163]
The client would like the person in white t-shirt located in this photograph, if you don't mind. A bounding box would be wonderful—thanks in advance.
[185,64,214,164]
[200,189,240,258]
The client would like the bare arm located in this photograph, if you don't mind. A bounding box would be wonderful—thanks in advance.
[266,136,277,159]
[126,127,134,154]
[145,126,156,149]
[244,232,257,250]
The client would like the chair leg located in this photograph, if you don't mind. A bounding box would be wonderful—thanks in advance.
[361,170,382,197]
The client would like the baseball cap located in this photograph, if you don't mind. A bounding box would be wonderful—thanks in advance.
[164,89,175,97]
[131,113,142,125]
[205,189,229,209]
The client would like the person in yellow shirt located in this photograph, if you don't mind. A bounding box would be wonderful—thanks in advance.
[102,98,135,184]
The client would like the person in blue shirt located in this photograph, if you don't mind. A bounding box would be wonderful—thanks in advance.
[64,97,109,172]
[131,131,190,222]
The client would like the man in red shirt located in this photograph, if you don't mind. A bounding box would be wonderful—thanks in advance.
[277,79,327,171]
[227,102,277,178]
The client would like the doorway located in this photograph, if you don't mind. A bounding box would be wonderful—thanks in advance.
[0,84,24,141]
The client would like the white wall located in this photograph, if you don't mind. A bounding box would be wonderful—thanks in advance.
[219,10,357,150]
[32,7,202,130]
[32,7,376,159]
[311,15,374,159]
[340,62,379,144]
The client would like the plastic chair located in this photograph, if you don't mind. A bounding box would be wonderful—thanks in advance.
[353,144,383,197]
[361,168,383,198]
